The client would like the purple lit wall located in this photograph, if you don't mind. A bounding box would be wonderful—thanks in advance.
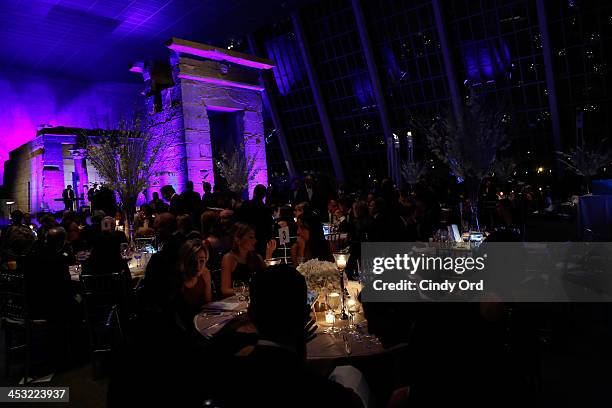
[461,39,512,86]
[0,70,142,182]
[137,42,271,199]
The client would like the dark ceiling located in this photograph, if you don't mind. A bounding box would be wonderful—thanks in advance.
[0,0,314,83]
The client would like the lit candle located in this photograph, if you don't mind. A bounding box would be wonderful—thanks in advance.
[333,253,350,270]
[325,310,335,325]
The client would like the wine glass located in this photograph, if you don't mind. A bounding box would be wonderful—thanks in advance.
[233,280,246,301]
[133,250,142,268]
[325,292,342,333]
[345,296,364,342]
[120,243,131,261]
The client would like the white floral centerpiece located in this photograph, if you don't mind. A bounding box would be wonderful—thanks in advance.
[296,259,341,294]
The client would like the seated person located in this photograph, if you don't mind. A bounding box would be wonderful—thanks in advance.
[220,223,266,297]
[293,201,310,220]
[81,232,134,316]
[82,232,129,275]
[219,265,364,408]
[134,204,155,231]
[139,213,185,312]
[177,214,201,239]
[1,210,36,260]
[275,205,298,238]
[291,211,332,265]
[26,227,76,321]
[175,239,213,327]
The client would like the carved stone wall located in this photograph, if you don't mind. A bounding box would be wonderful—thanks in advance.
[137,40,271,197]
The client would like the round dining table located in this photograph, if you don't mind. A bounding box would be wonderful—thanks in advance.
[69,257,147,282]
[193,295,384,362]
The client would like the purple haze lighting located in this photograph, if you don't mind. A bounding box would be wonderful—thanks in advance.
[264,33,303,95]
[129,62,144,73]
[462,39,511,85]
[206,105,243,112]
[167,38,275,70]
[178,73,265,91]
[0,72,141,183]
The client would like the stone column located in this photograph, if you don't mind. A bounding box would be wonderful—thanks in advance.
[243,109,268,197]
[42,136,66,212]
[70,148,88,209]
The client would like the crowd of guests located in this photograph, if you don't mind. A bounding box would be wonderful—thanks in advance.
[0,174,546,407]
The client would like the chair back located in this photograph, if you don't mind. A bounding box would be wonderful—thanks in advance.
[327,232,348,253]
[271,234,297,264]
[0,270,28,320]
[80,273,124,325]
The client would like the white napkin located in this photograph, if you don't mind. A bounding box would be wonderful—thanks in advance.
[194,312,235,338]
[204,297,244,311]
[329,365,371,408]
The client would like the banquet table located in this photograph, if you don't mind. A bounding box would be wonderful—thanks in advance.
[194,295,384,361]
[69,257,147,281]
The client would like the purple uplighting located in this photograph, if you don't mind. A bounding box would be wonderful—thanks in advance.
[0,71,141,182]
[177,73,266,92]
[206,105,244,112]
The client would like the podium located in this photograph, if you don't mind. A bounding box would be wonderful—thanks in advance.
[54,196,87,211]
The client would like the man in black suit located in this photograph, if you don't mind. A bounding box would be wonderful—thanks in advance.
[160,185,183,215]
[201,181,215,209]
[294,175,315,204]
[87,183,98,209]
[221,265,364,408]
[62,185,75,211]
[236,184,274,257]
[180,180,201,220]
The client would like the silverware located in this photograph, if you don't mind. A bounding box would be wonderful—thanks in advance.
[201,318,232,331]
[342,334,352,355]
[199,311,245,331]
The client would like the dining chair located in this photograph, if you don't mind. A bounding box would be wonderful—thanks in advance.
[0,268,47,383]
[327,232,348,253]
[79,272,126,378]
[271,235,297,264]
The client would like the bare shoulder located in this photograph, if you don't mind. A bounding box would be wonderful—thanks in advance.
[222,252,238,267]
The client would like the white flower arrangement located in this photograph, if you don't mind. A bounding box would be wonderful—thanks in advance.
[296,259,341,294]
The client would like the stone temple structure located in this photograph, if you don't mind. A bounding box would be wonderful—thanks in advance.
[3,38,273,213]
[131,37,273,196]
[3,127,103,213]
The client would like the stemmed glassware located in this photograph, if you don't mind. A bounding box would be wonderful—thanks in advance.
[120,243,132,262]
[233,280,248,302]
[333,251,350,321]
[325,291,341,333]
[346,296,361,329]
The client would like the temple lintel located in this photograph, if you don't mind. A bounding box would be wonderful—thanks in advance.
[166,37,274,70]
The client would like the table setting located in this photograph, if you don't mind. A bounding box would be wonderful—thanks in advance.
[68,242,154,282]
[194,250,383,360]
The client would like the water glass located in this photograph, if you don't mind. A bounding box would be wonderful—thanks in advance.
[120,243,131,261]
[233,280,246,301]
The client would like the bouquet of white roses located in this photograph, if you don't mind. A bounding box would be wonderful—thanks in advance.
[296,259,341,294]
